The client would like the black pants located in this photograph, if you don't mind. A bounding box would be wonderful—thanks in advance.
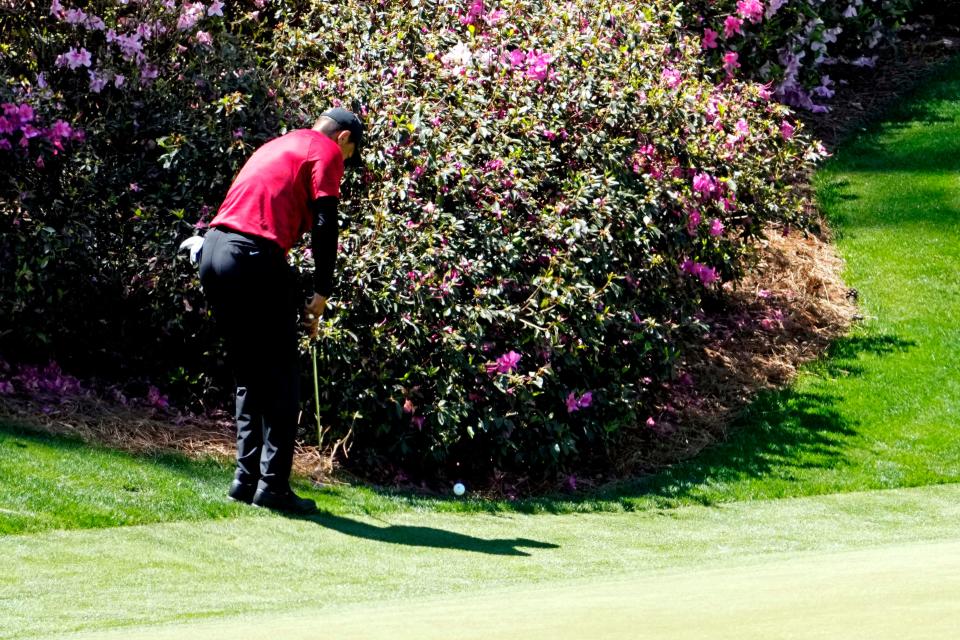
[198,227,300,492]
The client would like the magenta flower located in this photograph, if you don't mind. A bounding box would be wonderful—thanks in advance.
[681,260,719,286]
[723,51,741,76]
[525,51,553,82]
[780,120,795,140]
[460,0,485,25]
[692,172,719,198]
[146,385,169,410]
[411,416,425,429]
[686,208,701,235]
[646,417,656,428]
[565,391,594,413]
[723,15,743,38]
[736,0,764,23]
[709,218,725,236]
[0,380,13,395]
[703,28,719,49]
[507,49,525,67]
[661,68,682,89]
[495,350,521,374]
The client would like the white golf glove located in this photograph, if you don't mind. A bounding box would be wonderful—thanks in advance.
[179,236,204,265]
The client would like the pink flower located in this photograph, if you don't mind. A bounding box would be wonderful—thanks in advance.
[709,218,725,236]
[146,385,169,410]
[57,47,93,70]
[88,70,109,93]
[177,2,205,31]
[724,16,743,38]
[495,350,521,374]
[64,8,87,24]
[681,260,719,286]
[735,118,749,136]
[507,49,525,67]
[646,417,656,428]
[661,67,682,89]
[703,28,719,49]
[196,30,213,47]
[208,0,224,16]
[686,208,701,235]
[780,120,795,140]
[723,51,741,76]
[114,74,125,88]
[736,0,764,23]
[485,9,507,25]
[525,50,553,82]
[565,391,593,413]
[403,399,416,414]
[692,172,719,198]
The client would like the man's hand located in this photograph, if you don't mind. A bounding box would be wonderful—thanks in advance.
[303,293,327,339]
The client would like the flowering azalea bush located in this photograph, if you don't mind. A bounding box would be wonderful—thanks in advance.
[684,0,918,111]
[0,0,289,388]
[278,0,823,481]
[2,0,833,484]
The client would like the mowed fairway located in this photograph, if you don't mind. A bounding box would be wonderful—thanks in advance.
[8,483,960,639]
[60,537,960,640]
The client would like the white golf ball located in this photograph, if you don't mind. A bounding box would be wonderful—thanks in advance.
[453,482,466,496]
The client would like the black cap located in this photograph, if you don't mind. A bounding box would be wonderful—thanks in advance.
[321,107,364,167]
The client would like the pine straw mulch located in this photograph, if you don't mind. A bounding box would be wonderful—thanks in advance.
[0,397,337,481]
[617,220,857,476]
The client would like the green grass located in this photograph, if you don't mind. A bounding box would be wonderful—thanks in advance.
[6,484,960,639]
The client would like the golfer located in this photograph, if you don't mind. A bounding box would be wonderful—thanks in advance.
[198,107,363,514]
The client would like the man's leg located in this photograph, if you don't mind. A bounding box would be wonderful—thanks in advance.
[250,264,316,514]
[199,228,266,502]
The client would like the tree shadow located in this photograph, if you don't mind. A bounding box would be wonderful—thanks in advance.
[822,57,960,175]
[299,511,559,556]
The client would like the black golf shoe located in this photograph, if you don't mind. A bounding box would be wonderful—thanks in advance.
[252,487,317,514]
[227,480,257,504]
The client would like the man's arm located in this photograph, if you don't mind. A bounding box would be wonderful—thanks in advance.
[310,196,339,298]
[304,196,339,337]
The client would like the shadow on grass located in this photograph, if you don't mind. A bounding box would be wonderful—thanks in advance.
[302,511,559,556]
[475,333,917,514]
[0,333,918,532]
[822,56,960,176]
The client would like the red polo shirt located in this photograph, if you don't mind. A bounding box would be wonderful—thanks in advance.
[211,129,344,252]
